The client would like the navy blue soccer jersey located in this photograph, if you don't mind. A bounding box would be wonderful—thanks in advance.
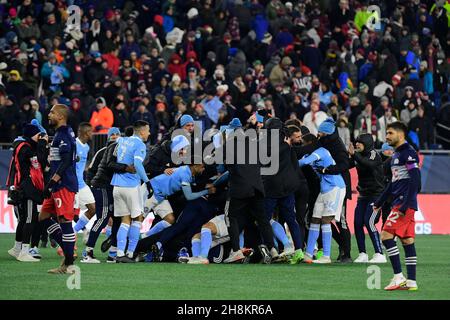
[381,142,421,211]
[49,125,78,193]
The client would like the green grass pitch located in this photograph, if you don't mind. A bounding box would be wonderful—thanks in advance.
[1,234,449,300]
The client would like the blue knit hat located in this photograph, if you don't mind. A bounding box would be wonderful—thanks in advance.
[180,114,194,127]
[228,118,242,129]
[318,117,336,135]
[171,135,190,152]
[107,127,121,139]
[23,123,41,139]
[31,119,47,134]
[381,142,394,153]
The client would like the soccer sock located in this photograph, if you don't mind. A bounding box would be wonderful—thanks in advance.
[321,223,332,258]
[200,228,213,258]
[145,220,171,237]
[116,223,130,257]
[383,239,402,275]
[403,243,417,281]
[127,221,142,258]
[46,219,63,246]
[74,214,90,232]
[191,239,201,257]
[239,232,244,249]
[60,222,76,266]
[109,246,117,257]
[105,225,112,238]
[270,219,291,248]
[14,241,22,251]
[21,243,29,254]
[306,223,320,256]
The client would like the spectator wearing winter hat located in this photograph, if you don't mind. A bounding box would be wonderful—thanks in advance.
[269,56,292,87]
[377,107,397,143]
[400,100,418,125]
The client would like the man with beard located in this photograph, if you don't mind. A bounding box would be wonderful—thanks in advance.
[39,104,78,274]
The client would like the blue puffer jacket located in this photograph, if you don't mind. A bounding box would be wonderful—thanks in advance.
[252,14,269,42]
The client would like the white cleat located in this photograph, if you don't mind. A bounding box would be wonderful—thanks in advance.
[223,250,245,263]
[187,257,209,264]
[82,229,90,245]
[312,256,332,264]
[384,274,407,291]
[369,253,387,263]
[80,255,101,264]
[354,252,369,263]
[17,252,40,262]
[8,248,20,259]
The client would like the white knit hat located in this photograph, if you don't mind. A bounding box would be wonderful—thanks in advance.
[187,8,199,20]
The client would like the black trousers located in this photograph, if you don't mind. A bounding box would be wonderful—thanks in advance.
[226,191,274,252]
[330,200,352,259]
[14,198,38,246]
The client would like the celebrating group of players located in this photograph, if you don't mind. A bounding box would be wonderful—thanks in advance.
[7,102,420,291]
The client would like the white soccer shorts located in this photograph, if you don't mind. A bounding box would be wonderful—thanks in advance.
[209,214,228,238]
[313,187,346,221]
[113,186,143,219]
[140,183,173,219]
[74,185,95,210]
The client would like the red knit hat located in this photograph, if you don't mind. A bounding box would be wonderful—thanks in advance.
[105,9,114,20]
[154,15,164,26]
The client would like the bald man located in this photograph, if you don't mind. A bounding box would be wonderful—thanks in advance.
[39,104,78,274]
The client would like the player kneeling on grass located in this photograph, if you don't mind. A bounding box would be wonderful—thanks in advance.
[186,214,252,264]
[373,122,420,291]
[141,153,212,258]
[298,134,346,264]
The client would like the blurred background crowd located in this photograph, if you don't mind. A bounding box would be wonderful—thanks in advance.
[0,0,449,148]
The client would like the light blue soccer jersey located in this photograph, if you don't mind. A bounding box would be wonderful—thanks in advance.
[299,147,346,193]
[150,166,193,202]
[111,135,147,188]
[76,138,90,189]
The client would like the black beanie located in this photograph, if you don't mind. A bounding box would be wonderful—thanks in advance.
[23,124,41,139]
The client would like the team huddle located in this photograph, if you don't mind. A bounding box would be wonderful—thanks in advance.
[7,103,420,291]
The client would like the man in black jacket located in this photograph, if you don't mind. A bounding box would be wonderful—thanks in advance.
[81,127,135,263]
[262,118,305,263]
[7,123,47,262]
[350,133,387,264]
[222,120,276,263]
[316,118,353,263]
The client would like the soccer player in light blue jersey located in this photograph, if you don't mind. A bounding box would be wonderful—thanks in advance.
[298,133,346,264]
[111,120,153,263]
[141,152,209,244]
[72,123,96,244]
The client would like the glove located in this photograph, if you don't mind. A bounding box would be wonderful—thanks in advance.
[146,181,154,199]
[43,180,56,199]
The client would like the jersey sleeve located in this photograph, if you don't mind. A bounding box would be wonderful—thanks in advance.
[58,133,73,154]
[133,142,146,163]
[404,149,420,171]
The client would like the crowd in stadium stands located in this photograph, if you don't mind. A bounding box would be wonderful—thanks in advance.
[0,0,449,149]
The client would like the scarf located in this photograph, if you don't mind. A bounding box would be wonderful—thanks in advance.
[361,112,378,137]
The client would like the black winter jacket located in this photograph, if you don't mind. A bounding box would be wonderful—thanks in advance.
[350,134,385,198]
[90,141,128,188]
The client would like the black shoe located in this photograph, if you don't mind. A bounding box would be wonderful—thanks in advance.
[101,236,112,253]
[106,256,117,263]
[115,255,136,263]
[150,244,163,262]
[340,256,353,264]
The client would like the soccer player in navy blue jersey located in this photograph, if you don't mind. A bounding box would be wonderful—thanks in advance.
[38,104,78,274]
[374,122,421,291]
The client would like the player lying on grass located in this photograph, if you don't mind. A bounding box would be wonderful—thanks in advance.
[373,122,420,291]
[298,133,346,264]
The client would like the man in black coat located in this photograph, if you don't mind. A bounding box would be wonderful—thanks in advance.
[350,133,386,264]
[262,118,305,263]
[316,118,353,263]
[221,120,276,264]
